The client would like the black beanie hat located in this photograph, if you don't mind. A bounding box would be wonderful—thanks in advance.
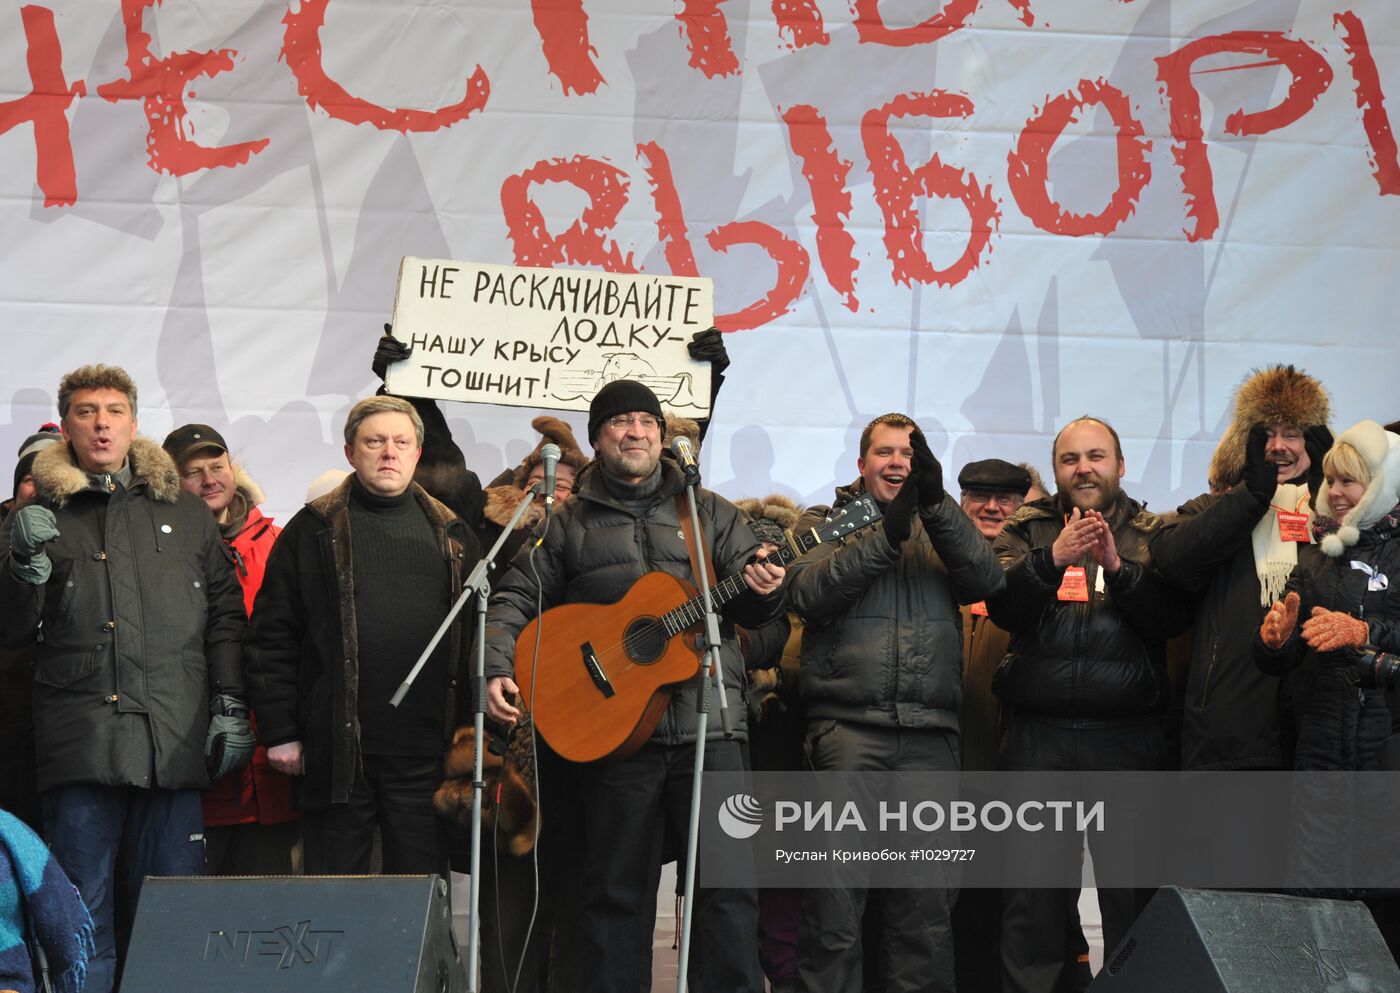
[588,380,666,443]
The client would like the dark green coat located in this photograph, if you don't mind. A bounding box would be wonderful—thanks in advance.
[0,437,245,792]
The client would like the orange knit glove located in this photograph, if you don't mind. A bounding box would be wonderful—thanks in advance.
[1301,607,1369,652]
[1260,591,1300,650]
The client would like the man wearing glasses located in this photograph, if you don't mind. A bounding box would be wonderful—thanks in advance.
[483,379,787,993]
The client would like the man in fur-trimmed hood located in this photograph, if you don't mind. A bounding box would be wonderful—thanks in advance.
[0,365,246,992]
[1152,364,1333,771]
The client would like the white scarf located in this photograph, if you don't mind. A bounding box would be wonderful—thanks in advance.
[1252,482,1312,607]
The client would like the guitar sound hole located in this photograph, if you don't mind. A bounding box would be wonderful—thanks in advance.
[623,617,667,664]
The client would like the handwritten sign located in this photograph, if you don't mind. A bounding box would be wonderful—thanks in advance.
[385,257,713,414]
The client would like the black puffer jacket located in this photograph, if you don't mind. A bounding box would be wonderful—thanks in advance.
[1151,485,1295,770]
[0,437,245,792]
[1253,515,1400,771]
[988,495,1192,720]
[245,478,473,809]
[788,481,1003,731]
[483,459,782,744]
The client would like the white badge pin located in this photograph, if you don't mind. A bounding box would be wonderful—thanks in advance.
[161,524,173,534]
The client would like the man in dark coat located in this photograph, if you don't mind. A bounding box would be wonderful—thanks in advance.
[163,423,300,875]
[788,414,1005,993]
[1150,364,1332,771]
[483,380,786,993]
[0,365,247,993]
[988,416,1193,993]
[246,395,475,876]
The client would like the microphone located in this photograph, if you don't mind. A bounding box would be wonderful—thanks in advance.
[671,436,700,481]
[539,443,561,511]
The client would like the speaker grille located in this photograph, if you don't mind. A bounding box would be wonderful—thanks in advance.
[1107,937,1137,975]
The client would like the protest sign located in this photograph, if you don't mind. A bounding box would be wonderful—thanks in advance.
[386,257,713,414]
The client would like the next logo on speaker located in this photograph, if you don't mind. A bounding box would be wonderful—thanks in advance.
[203,922,345,970]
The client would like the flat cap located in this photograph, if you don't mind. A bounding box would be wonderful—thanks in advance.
[958,458,1031,494]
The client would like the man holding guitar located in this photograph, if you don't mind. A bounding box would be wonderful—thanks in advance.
[483,379,785,993]
[788,413,1005,993]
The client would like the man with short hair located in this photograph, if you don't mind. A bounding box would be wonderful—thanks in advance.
[953,458,1093,993]
[0,365,247,993]
[988,417,1192,993]
[1150,365,1332,771]
[788,413,1004,993]
[483,379,786,993]
[163,424,299,874]
[246,395,475,875]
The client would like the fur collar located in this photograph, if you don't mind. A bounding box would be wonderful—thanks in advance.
[232,461,265,508]
[31,435,181,508]
[308,475,458,533]
[483,484,544,531]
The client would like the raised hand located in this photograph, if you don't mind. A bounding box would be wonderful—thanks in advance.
[1242,424,1276,505]
[1301,606,1369,652]
[883,476,920,547]
[372,323,413,382]
[1260,591,1301,650]
[909,429,946,514]
[1051,508,1098,569]
[1084,509,1121,575]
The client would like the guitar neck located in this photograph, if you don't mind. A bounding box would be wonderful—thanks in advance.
[660,531,820,636]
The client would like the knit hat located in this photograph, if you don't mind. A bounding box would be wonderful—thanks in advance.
[13,424,62,497]
[1317,420,1400,557]
[1209,365,1331,491]
[513,416,590,487]
[588,380,665,443]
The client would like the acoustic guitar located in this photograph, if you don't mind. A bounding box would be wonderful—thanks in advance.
[515,495,882,762]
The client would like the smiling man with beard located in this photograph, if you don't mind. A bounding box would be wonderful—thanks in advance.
[987,416,1193,993]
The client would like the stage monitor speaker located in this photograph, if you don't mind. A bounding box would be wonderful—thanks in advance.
[120,874,466,992]
[1087,886,1399,992]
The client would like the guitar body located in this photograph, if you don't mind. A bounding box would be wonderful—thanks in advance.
[515,570,703,763]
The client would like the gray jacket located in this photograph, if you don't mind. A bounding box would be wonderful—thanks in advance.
[0,437,245,792]
[483,458,783,745]
[788,481,1004,731]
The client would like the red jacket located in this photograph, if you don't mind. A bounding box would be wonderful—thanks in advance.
[203,500,299,827]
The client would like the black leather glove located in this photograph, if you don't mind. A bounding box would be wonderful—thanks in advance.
[372,324,413,382]
[206,693,256,780]
[9,504,60,585]
[909,428,945,514]
[883,479,919,546]
[1303,423,1333,498]
[1242,424,1275,506]
[687,327,730,374]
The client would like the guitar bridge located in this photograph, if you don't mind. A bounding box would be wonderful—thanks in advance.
[581,642,615,698]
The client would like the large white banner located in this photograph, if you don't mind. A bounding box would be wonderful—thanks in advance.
[2,0,1397,523]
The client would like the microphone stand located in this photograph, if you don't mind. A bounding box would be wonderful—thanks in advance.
[389,483,548,993]
[675,456,733,993]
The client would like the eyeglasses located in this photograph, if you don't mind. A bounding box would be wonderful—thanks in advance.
[962,491,1023,509]
[606,413,659,431]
